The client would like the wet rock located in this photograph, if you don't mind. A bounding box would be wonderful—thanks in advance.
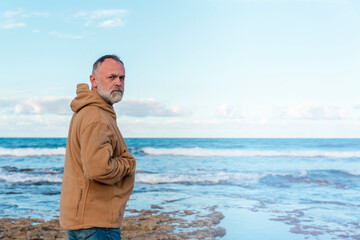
[183,210,194,215]
[0,206,226,240]
[290,225,323,236]
[151,205,164,209]
[0,218,66,239]
[214,226,226,237]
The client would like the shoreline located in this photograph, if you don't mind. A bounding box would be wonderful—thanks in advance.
[0,206,226,240]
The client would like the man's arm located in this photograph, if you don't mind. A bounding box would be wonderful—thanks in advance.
[80,122,136,185]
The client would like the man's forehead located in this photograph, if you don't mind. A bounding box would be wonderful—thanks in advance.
[98,59,124,73]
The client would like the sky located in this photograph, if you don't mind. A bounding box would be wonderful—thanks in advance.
[0,0,360,138]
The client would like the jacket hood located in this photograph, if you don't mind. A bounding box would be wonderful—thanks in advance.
[70,83,116,120]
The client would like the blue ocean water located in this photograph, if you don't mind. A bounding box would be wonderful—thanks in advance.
[0,138,360,239]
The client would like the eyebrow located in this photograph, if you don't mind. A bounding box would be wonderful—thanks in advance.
[108,74,125,79]
[108,73,125,76]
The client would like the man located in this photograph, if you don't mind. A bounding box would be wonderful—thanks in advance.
[60,55,136,240]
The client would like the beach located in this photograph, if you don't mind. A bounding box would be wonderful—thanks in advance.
[1,138,360,239]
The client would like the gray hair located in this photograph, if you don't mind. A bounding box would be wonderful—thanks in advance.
[92,54,124,74]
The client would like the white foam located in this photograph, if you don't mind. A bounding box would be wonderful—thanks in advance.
[346,170,360,176]
[135,170,356,185]
[136,172,265,184]
[141,147,360,158]
[0,147,65,157]
[0,172,62,183]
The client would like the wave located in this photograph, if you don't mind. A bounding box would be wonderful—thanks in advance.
[346,170,360,176]
[3,146,359,158]
[0,147,65,157]
[141,147,360,158]
[0,172,62,183]
[1,166,63,174]
[136,171,293,185]
[135,170,360,185]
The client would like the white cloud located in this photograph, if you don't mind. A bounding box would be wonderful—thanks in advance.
[74,9,128,28]
[117,99,191,117]
[0,20,26,29]
[98,19,124,28]
[274,104,347,120]
[216,104,242,119]
[2,9,49,19]
[0,114,71,137]
[1,9,49,30]
[0,97,72,115]
[0,97,190,118]
[3,9,24,18]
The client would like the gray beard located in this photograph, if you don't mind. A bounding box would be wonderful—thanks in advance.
[96,81,123,105]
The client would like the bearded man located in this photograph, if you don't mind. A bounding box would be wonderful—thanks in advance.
[60,55,136,240]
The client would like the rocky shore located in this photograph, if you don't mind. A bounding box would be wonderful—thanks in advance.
[0,206,226,240]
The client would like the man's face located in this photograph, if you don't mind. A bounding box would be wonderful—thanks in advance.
[91,58,125,105]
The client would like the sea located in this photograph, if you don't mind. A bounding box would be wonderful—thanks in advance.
[0,138,360,240]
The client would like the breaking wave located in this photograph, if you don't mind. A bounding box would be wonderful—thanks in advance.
[0,147,65,157]
[135,170,360,185]
[141,147,360,158]
[0,173,62,183]
[136,172,259,184]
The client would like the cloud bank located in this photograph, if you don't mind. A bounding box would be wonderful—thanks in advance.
[117,99,190,117]
[274,104,347,120]
[0,97,72,115]
[0,97,189,117]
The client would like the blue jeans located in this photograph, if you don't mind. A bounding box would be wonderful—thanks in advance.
[67,227,121,240]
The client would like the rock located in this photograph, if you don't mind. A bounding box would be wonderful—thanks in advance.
[215,226,226,237]
[151,205,164,209]
[183,210,194,215]
[1,207,227,240]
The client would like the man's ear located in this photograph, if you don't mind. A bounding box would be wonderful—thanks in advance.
[90,74,97,90]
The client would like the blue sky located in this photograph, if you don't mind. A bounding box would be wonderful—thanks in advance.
[1,0,360,138]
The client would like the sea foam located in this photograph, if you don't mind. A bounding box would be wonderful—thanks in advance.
[141,147,360,158]
[135,172,286,185]
[0,147,65,157]
[0,172,62,183]
[135,170,359,185]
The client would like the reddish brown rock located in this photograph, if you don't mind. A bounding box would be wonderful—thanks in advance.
[0,206,226,240]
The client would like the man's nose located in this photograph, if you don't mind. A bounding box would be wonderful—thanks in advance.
[115,78,124,87]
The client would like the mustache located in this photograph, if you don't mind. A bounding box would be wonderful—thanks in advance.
[112,87,123,92]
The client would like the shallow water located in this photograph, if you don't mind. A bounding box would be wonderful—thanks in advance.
[0,138,360,239]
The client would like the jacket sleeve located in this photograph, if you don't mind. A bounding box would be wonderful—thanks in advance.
[80,121,136,185]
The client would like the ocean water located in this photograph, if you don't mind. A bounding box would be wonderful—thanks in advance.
[1,138,360,240]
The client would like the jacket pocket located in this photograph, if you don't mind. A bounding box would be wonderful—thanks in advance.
[76,188,83,217]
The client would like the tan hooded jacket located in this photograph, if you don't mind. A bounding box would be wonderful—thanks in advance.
[60,83,136,230]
